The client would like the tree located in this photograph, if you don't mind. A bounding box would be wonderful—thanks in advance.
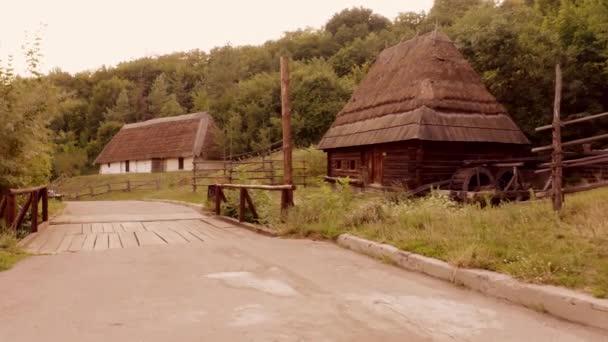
[148,73,184,117]
[290,59,351,146]
[104,88,132,122]
[86,76,132,137]
[0,38,58,190]
[86,121,123,162]
[191,87,210,112]
[428,0,484,27]
[159,94,184,117]
[325,7,391,36]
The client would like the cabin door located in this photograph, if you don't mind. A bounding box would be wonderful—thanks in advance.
[151,158,164,173]
[366,148,384,185]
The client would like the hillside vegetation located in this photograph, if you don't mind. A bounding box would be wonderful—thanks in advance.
[3,0,608,192]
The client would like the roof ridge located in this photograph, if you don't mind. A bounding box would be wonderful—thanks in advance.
[122,112,209,130]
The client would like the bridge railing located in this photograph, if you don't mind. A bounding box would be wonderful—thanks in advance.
[0,186,48,233]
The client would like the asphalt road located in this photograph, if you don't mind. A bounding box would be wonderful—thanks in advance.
[0,201,605,341]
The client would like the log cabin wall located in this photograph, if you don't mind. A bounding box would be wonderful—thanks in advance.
[418,141,525,187]
[327,149,363,180]
[326,141,527,188]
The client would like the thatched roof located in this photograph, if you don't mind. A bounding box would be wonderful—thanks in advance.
[318,31,530,150]
[94,112,219,164]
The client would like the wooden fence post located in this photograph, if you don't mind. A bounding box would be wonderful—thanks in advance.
[6,194,16,229]
[215,185,221,215]
[156,178,161,190]
[239,188,246,222]
[280,56,294,209]
[126,180,131,192]
[30,190,39,232]
[552,64,563,211]
[41,188,48,222]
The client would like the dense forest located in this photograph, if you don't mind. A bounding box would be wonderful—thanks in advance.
[1,0,608,190]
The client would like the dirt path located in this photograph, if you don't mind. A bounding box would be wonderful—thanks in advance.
[0,201,605,341]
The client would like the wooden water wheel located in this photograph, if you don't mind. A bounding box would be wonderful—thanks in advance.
[450,167,496,192]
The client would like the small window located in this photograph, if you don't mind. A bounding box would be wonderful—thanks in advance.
[349,160,356,170]
[336,160,342,169]
[107,163,110,168]
[125,160,130,173]
[178,157,184,170]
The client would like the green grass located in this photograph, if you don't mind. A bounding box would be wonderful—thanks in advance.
[0,233,28,271]
[269,182,608,298]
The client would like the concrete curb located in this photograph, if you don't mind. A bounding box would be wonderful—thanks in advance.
[336,233,608,331]
[144,199,278,237]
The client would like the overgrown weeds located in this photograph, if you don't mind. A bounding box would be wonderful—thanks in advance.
[0,224,28,271]
[268,182,608,297]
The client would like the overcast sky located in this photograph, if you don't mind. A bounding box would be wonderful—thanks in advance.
[1,0,433,75]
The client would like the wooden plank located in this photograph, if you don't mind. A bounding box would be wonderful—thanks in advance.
[536,111,608,132]
[93,234,109,251]
[81,234,97,251]
[38,233,66,254]
[103,223,114,233]
[56,234,74,254]
[108,233,122,249]
[177,220,215,240]
[91,223,104,233]
[68,234,87,252]
[82,223,92,234]
[532,133,608,153]
[135,231,166,246]
[121,222,145,232]
[154,229,188,244]
[24,232,51,253]
[111,222,125,232]
[118,231,139,248]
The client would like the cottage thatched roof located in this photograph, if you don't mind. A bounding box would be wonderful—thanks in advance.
[318,31,530,150]
[94,112,219,164]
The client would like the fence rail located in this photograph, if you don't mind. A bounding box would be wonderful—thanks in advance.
[58,178,161,200]
[1,186,48,233]
[192,157,308,192]
[208,184,296,222]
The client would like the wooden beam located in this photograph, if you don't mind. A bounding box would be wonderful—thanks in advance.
[280,56,294,209]
[30,190,39,232]
[11,193,33,231]
[8,185,47,195]
[239,188,246,222]
[41,188,48,222]
[535,155,608,173]
[5,194,15,230]
[536,111,608,132]
[532,133,608,153]
[213,184,295,190]
[552,64,563,211]
[243,189,259,220]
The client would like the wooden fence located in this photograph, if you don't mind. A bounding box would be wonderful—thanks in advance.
[59,178,161,200]
[208,184,295,222]
[1,186,48,233]
[192,158,307,192]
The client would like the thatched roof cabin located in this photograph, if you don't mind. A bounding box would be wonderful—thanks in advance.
[95,112,219,174]
[318,31,529,188]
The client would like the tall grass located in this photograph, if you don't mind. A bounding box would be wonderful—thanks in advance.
[273,182,608,298]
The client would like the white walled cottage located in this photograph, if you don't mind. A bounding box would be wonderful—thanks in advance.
[94,112,219,174]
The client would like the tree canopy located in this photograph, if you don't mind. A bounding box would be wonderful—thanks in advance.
[2,1,608,184]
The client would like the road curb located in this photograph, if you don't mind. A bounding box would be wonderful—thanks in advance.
[336,233,608,331]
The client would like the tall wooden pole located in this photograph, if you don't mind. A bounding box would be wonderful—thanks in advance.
[280,56,294,209]
[552,64,563,211]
